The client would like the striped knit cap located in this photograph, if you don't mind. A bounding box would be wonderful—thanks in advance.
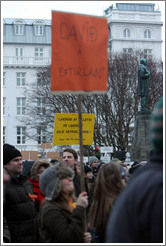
[150,97,163,151]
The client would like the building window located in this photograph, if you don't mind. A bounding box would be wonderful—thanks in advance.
[17,98,26,115]
[14,20,25,35]
[144,29,151,39]
[3,97,6,115]
[123,28,130,38]
[16,72,26,86]
[35,47,43,58]
[37,98,46,115]
[3,127,6,144]
[15,47,23,61]
[123,48,133,54]
[34,47,43,64]
[34,21,44,36]
[144,49,153,59]
[3,72,6,86]
[17,127,26,144]
[37,127,47,144]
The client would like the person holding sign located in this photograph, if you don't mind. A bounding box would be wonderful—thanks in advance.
[39,162,92,243]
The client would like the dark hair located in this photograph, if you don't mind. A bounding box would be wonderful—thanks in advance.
[63,148,78,160]
[88,163,125,239]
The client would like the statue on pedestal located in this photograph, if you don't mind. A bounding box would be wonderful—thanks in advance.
[138,58,150,112]
[125,152,131,163]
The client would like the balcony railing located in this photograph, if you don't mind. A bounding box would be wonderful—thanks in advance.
[3,56,51,67]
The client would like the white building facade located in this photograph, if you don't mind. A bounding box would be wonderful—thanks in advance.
[3,3,163,152]
[104,3,163,60]
[3,18,51,151]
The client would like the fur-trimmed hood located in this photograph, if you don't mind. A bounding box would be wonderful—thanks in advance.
[30,159,51,180]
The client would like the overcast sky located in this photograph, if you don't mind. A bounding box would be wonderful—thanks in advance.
[1,1,165,20]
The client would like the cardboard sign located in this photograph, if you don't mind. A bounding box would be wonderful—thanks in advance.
[53,113,95,145]
[41,143,52,149]
[21,151,38,161]
[51,11,108,93]
[46,152,62,162]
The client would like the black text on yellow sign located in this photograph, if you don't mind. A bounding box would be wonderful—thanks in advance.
[53,113,95,145]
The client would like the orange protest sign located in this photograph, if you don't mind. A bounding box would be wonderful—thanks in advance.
[51,11,108,93]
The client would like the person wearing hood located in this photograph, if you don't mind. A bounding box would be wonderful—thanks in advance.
[38,162,92,243]
[28,159,51,205]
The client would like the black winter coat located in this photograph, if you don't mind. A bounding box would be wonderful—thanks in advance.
[4,175,39,243]
[106,151,163,243]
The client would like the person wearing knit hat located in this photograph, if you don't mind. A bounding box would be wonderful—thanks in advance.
[88,156,99,179]
[84,165,93,175]
[3,143,22,166]
[28,159,51,205]
[84,165,94,213]
[106,97,163,243]
[38,162,92,243]
[89,156,99,166]
[3,144,22,176]
[3,143,38,243]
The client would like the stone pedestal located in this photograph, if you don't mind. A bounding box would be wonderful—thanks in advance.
[130,111,152,162]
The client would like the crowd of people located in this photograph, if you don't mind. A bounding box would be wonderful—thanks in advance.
[3,97,163,243]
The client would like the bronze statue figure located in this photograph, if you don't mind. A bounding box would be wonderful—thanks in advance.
[138,58,150,111]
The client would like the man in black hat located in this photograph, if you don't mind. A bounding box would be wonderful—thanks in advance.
[3,144,39,243]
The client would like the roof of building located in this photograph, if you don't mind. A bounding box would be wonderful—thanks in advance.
[104,3,160,15]
[3,18,51,44]
[3,18,51,25]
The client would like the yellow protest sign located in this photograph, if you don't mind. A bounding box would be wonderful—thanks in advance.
[53,113,95,145]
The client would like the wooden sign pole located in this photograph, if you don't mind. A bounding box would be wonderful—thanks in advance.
[78,94,87,232]
[78,94,85,192]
